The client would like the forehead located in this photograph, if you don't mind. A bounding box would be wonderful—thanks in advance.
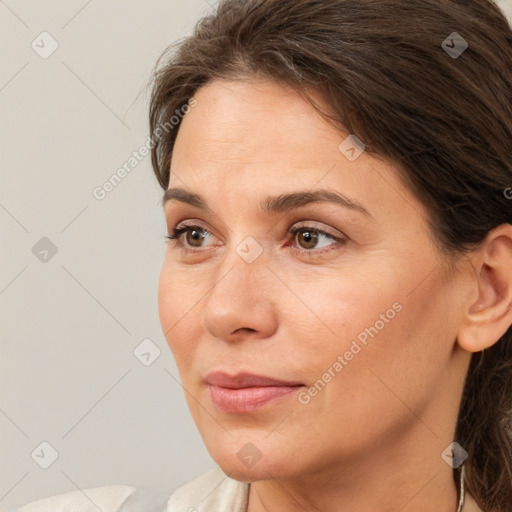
[171,80,352,189]
[174,79,337,161]
[168,79,427,227]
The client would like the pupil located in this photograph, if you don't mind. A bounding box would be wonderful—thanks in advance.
[301,230,317,248]
[188,229,203,245]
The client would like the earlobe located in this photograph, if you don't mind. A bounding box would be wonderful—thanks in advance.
[457,224,512,354]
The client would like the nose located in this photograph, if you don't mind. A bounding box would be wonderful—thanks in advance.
[200,245,278,343]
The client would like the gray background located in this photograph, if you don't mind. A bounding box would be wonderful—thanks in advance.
[1,0,511,509]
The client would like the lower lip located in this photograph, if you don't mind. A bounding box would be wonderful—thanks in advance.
[208,385,303,413]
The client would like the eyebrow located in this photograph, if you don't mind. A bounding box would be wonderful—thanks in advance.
[162,187,373,218]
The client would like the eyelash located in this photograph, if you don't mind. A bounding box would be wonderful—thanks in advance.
[165,223,347,258]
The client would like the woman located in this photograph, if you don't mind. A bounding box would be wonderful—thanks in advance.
[13,0,512,511]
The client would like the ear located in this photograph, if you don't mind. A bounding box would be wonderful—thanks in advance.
[457,223,512,353]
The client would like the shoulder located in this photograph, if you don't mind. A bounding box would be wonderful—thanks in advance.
[9,485,137,512]
[10,468,249,512]
[167,466,249,512]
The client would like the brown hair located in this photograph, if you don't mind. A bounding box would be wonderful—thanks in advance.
[148,1,512,509]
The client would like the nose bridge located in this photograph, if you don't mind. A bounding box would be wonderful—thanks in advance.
[200,236,277,339]
[214,229,270,292]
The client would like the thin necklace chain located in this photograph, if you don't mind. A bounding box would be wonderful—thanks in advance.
[457,464,466,512]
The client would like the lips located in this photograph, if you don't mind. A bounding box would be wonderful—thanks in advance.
[205,372,304,413]
[205,371,304,388]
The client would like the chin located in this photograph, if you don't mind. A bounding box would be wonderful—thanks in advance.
[202,431,307,482]
[214,455,295,483]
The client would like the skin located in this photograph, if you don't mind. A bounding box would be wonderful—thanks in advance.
[158,79,512,512]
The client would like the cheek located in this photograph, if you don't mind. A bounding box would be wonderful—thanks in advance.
[285,265,404,367]
[289,258,453,405]
[157,262,200,368]
[157,265,175,342]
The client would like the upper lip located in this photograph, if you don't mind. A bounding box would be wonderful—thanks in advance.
[205,371,304,389]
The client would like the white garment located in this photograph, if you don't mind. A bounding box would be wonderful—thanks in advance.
[8,465,484,512]
[11,485,139,512]
[166,466,249,512]
[7,467,247,512]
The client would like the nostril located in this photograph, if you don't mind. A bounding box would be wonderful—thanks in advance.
[234,327,257,334]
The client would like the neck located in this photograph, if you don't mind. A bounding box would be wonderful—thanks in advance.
[247,422,460,512]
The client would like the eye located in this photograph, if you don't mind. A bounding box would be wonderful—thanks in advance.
[166,224,215,249]
[165,222,347,256]
[288,225,346,256]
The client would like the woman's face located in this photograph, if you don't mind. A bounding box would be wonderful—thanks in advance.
[158,79,469,481]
